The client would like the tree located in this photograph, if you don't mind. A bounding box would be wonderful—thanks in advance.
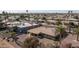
[9,32,17,42]
[23,37,39,48]
[27,14,30,21]
[56,25,65,44]
[68,11,73,17]
[42,16,47,22]
[42,16,49,28]
[2,11,6,15]
[77,19,79,26]
[20,15,25,21]
[16,18,20,21]
[56,19,62,26]
[26,10,28,13]
[2,11,8,20]
[13,26,18,32]
[2,11,8,16]
[26,10,30,21]
[74,27,79,41]
[74,15,79,19]
[34,16,39,23]
[68,22,75,33]
[0,23,6,30]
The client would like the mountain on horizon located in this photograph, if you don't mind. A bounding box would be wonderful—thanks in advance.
[1,10,79,13]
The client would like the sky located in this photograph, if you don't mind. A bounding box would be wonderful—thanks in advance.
[0,0,78,10]
[0,0,79,13]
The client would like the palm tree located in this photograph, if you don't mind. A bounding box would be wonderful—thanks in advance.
[68,11,72,18]
[74,27,79,41]
[27,14,30,21]
[26,10,28,13]
[2,11,9,22]
[26,10,30,21]
[2,11,6,15]
[68,22,72,33]
[56,19,62,26]
[56,25,65,44]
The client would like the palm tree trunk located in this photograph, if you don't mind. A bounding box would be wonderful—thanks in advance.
[59,34,62,44]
